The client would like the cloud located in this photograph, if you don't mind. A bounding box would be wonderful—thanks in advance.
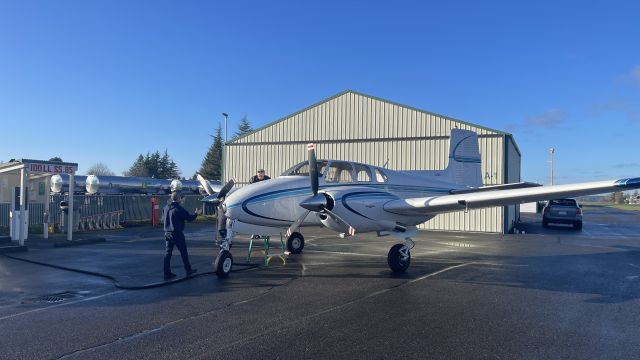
[525,109,566,128]
[614,162,640,169]
[591,100,639,121]
[629,66,640,86]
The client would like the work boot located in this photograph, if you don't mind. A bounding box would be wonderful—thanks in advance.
[164,273,177,281]
[186,268,198,277]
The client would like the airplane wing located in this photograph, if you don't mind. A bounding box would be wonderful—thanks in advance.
[383,177,640,215]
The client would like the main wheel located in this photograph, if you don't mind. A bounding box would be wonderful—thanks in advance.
[387,244,411,273]
[214,250,233,278]
[287,232,305,254]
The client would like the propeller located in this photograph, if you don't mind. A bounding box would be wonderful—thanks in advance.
[196,173,215,196]
[286,143,356,237]
[197,174,235,206]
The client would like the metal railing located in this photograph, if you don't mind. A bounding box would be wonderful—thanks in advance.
[0,194,205,230]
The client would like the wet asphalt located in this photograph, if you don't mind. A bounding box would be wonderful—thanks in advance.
[1,206,640,359]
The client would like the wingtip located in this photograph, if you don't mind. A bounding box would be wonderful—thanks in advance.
[615,177,640,188]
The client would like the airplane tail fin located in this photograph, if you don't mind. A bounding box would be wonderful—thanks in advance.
[445,129,483,188]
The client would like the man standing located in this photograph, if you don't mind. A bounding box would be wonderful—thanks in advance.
[162,192,202,280]
[250,168,271,183]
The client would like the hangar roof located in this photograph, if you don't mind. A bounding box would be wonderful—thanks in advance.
[229,89,520,156]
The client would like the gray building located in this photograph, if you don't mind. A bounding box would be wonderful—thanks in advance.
[224,90,521,234]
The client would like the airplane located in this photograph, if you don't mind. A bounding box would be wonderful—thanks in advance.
[197,129,640,277]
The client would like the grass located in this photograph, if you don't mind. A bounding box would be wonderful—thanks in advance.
[581,202,640,212]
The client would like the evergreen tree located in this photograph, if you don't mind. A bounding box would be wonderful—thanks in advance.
[49,157,63,162]
[234,114,253,139]
[124,151,181,178]
[124,155,148,177]
[199,123,223,180]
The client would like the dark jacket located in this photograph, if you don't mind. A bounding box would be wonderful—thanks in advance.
[163,202,197,233]
[250,175,271,183]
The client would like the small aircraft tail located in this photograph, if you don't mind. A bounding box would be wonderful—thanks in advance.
[444,129,483,188]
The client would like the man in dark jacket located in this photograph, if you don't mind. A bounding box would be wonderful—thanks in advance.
[162,192,202,280]
[250,168,271,184]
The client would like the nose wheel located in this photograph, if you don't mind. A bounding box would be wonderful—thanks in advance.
[214,250,233,278]
[286,232,305,254]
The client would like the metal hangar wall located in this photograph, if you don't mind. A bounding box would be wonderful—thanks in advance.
[224,90,521,234]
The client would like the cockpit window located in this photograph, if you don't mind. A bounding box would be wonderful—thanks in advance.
[325,161,354,183]
[354,163,372,182]
[374,168,388,182]
[282,160,328,176]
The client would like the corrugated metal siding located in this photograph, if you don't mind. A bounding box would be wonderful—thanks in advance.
[503,136,522,233]
[225,91,517,233]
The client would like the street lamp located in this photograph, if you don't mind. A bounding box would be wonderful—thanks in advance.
[222,113,228,143]
[549,147,555,186]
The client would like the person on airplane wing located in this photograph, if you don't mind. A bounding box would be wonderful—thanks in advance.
[250,168,271,183]
[162,191,202,280]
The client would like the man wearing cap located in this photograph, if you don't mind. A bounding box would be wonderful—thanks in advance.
[250,169,271,184]
[162,192,202,280]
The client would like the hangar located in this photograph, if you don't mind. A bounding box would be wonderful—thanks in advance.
[224,90,521,234]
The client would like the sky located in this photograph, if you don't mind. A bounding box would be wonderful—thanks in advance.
[1,0,639,185]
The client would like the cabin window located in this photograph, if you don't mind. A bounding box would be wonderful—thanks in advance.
[354,164,372,182]
[282,160,328,176]
[374,169,388,183]
[325,161,354,183]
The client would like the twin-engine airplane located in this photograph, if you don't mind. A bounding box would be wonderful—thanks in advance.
[198,129,640,277]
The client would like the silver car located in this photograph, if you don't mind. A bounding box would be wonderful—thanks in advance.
[542,198,583,230]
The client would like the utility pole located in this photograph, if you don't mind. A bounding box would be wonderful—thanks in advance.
[550,147,555,186]
[222,113,228,182]
[222,113,228,144]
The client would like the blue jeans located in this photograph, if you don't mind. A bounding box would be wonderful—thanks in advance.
[164,232,192,275]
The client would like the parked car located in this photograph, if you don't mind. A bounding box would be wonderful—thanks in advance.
[542,198,583,230]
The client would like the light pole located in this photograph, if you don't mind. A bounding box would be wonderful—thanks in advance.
[222,113,228,143]
[222,113,228,182]
[549,147,555,186]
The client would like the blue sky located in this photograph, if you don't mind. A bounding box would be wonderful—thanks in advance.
[1,0,639,184]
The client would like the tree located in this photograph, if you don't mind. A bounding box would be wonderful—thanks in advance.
[199,123,223,180]
[234,114,253,139]
[49,157,63,162]
[124,151,180,178]
[87,162,115,176]
[158,150,180,179]
[124,155,148,177]
[612,191,624,204]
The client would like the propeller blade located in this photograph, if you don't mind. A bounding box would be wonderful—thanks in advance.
[196,173,215,196]
[324,208,356,236]
[308,143,319,195]
[286,210,311,237]
[201,194,221,205]
[217,177,236,199]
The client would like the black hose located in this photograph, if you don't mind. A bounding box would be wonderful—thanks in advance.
[2,253,260,290]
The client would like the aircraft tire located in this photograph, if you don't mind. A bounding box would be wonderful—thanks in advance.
[387,244,411,273]
[214,250,233,278]
[287,232,305,254]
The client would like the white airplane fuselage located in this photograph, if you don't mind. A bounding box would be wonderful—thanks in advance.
[223,164,463,234]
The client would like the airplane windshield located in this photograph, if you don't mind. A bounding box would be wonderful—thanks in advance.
[282,160,328,176]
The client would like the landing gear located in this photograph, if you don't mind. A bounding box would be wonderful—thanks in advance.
[214,250,233,278]
[387,238,414,273]
[214,221,234,278]
[287,232,305,254]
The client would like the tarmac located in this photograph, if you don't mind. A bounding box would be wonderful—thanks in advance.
[1,207,640,359]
